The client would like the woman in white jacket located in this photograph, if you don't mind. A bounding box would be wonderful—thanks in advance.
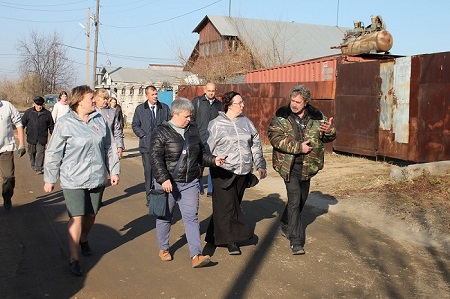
[51,90,70,122]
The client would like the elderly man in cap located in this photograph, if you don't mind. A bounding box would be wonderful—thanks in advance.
[0,97,26,210]
[22,96,54,174]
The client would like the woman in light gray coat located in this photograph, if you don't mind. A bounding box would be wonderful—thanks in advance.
[44,85,120,277]
[205,91,267,255]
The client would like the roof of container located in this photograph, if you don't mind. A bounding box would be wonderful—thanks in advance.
[193,15,350,65]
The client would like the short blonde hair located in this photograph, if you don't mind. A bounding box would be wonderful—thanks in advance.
[94,89,109,99]
[69,85,93,111]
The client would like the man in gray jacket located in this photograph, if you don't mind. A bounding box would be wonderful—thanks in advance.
[132,86,170,206]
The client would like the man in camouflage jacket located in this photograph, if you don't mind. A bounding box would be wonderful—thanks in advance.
[268,84,336,255]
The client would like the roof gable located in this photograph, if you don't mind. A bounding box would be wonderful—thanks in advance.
[193,15,350,65]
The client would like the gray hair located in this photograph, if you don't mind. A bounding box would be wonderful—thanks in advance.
[170,98,194,116]
[289,84,311,104]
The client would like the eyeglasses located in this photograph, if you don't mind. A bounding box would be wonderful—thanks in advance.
[232,101,245,106]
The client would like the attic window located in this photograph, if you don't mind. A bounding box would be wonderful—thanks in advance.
[139,87,144,95]
[121,88,125,95]
[130,87,134,95]
[228,39,239,53]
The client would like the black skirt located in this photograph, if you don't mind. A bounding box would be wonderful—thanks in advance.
[205,167,253,245]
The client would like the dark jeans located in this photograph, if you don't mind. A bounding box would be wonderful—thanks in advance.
[0,151,15,201]
[141,153,153,203]
[281,163,310,246]
[28,143,45,172]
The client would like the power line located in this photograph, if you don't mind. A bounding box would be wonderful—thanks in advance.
[0,15,84,23]
[102,0,223,29]
[0,3,88,12]
[0,0,88,7]
[59,43,178,63]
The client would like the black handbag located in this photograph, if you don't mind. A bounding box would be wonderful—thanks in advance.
[148,132,189,217]
[148,189,167,217]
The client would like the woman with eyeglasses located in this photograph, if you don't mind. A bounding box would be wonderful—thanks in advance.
[205,91,267,255]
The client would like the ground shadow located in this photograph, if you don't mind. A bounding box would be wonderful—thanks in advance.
[220,190,337,298]
[102,182,145,206]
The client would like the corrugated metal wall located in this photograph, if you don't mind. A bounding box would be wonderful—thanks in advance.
[178,82,335,146]
[179,52,450,162]
[246,56,339,83]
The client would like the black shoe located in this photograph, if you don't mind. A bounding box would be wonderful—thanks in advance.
[69,260,83,277]
[227,243,241,255]
[290,244,305,255]
[4,198,11,210]
[80,241,92,256]
[206,192,212,197]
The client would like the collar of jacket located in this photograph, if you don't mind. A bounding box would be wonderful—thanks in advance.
[69,110,100,122]
[202,94,217,103]
[144,100,163,110]
[275,104,323,120]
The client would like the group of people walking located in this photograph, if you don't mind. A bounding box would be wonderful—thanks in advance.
[0,82,336,277]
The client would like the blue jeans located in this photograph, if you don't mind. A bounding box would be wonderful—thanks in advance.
[155,180,202,258]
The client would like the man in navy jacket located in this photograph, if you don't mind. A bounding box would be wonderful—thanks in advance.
[132,85,170,206]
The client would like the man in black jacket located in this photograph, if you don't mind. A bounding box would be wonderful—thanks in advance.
[22,96,54,174]
[191,82,222,195]
[132,85,170,206]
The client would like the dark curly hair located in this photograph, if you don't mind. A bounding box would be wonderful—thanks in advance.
[221,91,241,113]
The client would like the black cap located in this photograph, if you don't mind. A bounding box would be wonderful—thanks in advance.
[34,96,44,105]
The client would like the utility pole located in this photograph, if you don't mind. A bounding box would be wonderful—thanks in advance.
[228,0,231,17]
[51,43,57,92]
[84,8,91,86]
[93,0,100,87]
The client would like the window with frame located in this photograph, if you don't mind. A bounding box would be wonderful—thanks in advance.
[130,87,134,95]
[139,87,144,95]
[121,88,125,95]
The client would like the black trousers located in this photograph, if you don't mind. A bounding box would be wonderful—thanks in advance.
[281,163,310,246]
[205,167,253,245]
[141,153,154,203]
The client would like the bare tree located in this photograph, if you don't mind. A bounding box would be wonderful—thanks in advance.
[17,30,75,96]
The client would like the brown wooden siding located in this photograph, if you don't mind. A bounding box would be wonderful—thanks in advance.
[198,22,222,43]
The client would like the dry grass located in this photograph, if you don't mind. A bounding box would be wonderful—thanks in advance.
[311,153,450,235]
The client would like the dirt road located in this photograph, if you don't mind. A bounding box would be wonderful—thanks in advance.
[1,133,449,298]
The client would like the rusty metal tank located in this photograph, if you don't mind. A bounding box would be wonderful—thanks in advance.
[332,15,394,55]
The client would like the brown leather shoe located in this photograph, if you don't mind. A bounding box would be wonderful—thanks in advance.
[159,250,172,261]
[191,254,211,268]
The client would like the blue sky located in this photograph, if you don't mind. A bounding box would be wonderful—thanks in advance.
[1,0,449,85]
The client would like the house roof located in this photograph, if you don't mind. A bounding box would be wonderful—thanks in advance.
[193,15,349,66]
[101,65,191,85]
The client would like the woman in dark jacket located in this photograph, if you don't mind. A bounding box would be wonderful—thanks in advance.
[150,98,226,268]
